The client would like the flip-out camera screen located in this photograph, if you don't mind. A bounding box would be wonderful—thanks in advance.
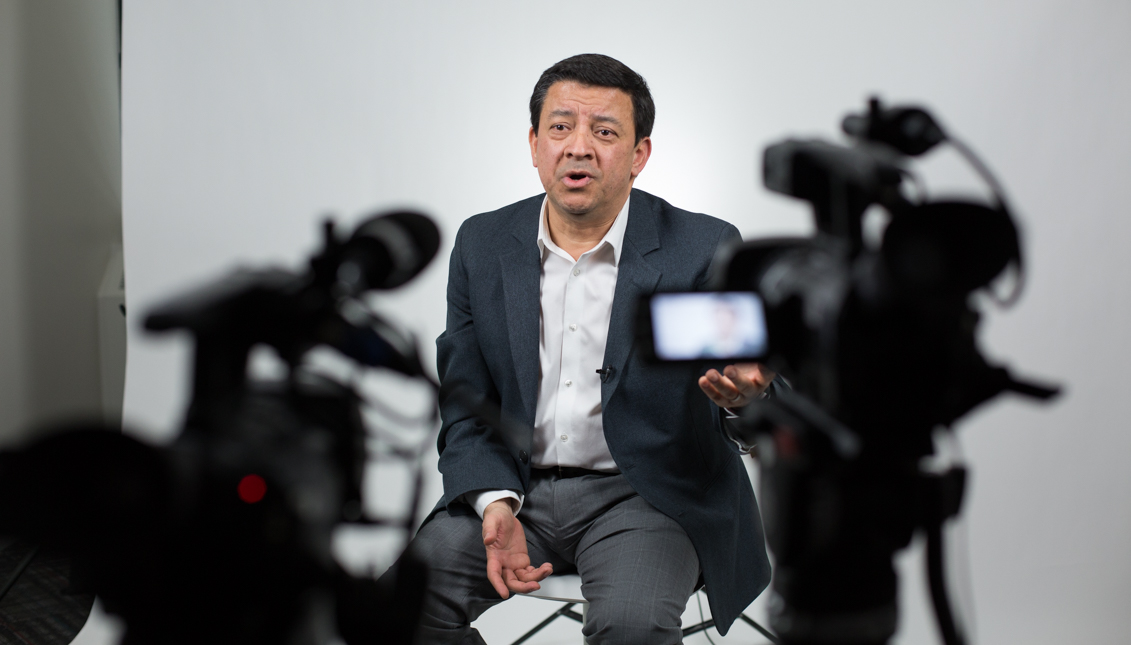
[649,292,768,362]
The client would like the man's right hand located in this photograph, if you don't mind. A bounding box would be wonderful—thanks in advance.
[482,500,553,599]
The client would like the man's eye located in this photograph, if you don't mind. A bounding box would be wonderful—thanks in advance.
[597,129,614,137]
[551,124,567,131]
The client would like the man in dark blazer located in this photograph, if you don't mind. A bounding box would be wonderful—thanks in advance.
[402,54,779,644]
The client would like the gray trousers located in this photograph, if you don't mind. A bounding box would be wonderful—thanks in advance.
[400,470,701,644]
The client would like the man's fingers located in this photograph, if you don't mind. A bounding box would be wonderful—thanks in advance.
[703,369,735,396]
[698,375,722,403]
[514,562,553,582]
[705,369,743,401]
[698,374,733,407]
[701,363,776,408]
[504,568,542,594]
[723,365,757,397]
[491,558,553,599]
[486,558,509,599]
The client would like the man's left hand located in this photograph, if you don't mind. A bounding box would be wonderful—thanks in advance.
[698,363,776,409]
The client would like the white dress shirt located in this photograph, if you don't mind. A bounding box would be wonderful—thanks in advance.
[469,195,630,517]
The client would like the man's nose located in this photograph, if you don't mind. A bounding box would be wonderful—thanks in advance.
[564,130,595,158]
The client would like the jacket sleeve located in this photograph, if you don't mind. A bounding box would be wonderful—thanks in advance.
[697,222,742,291]
[434,224,525,512]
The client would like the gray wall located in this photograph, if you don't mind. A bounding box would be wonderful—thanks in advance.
[0,0,123,444]
[0,0,28,442]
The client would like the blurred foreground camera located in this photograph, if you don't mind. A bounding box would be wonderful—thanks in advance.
[643,98,1059,645]
[0,211,441,645]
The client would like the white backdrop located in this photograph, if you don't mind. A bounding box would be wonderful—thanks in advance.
[107,1,1131,644]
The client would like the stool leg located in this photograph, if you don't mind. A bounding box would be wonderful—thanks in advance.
[511,603,576,645]
[738,612,781,644]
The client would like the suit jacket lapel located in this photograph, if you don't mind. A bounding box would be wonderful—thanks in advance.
[602,191,662,408]
[500,200,543,428]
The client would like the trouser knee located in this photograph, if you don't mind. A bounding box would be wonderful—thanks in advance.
[583,603,684,645]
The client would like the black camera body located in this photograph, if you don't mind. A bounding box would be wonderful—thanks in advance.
[0,212,440,645]
[724,169,1024,439]
[709,99,1057,645]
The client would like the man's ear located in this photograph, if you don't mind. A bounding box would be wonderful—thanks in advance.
[529,127,539,168]
[631,136,652,179]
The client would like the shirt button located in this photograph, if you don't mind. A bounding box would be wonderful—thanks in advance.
[560,434,568,442]
[572,268,581,276]
[569,323,578,332]
[565,380,573,387]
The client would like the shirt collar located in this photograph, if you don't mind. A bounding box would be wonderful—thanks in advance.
[536,193,631,267]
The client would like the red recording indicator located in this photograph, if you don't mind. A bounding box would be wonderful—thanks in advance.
[238,474,267,504]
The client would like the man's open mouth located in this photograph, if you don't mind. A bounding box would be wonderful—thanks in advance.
[563,171,594,188]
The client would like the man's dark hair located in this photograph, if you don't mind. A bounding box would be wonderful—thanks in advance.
[529,54,655,145]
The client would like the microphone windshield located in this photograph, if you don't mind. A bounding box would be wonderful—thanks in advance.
[339,211,440,292]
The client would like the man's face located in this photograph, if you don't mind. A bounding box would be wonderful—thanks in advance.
[529,81,651,221]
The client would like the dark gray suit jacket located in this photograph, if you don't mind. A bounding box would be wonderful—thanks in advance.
[433,188,771,633]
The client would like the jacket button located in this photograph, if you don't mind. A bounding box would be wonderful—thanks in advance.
[519,450,529,464]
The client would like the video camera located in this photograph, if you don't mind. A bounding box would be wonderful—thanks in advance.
[642,98,1059,645]
[0,211,441,645]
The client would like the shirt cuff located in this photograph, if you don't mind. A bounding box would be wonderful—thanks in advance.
[722,390,771,454]
[468,489,524,519]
